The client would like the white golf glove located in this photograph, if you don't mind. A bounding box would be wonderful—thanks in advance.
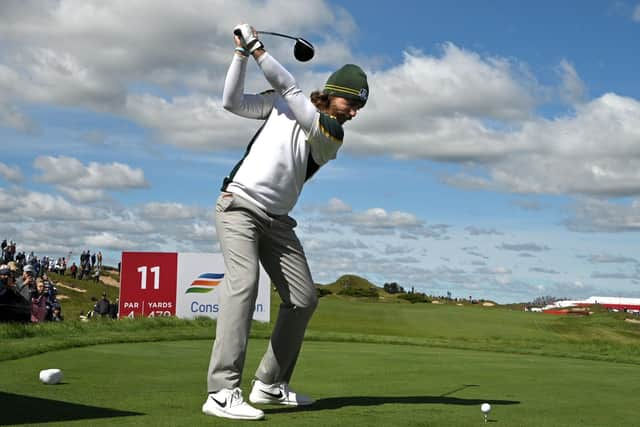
[233,24,264,54]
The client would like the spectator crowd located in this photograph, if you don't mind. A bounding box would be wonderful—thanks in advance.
[0,238,107,323]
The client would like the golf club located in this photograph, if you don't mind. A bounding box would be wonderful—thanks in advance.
[234,28,315,62]
[257,31,314,62]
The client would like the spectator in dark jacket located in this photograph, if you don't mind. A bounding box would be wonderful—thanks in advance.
[0,264,30,322]
[94,293,110,317]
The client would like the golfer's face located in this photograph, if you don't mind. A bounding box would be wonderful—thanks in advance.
[329,97,362,124]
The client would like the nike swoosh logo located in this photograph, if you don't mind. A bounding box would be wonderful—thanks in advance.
[212,396,227,407]
[261,390,283,399]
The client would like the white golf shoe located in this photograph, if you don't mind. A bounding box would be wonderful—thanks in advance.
[202,387,264,420]
[249,379,315,406]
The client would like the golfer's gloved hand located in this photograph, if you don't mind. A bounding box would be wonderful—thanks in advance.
[233,24,264,54]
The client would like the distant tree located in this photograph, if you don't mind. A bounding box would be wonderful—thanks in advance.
[316,287,332,298]
[338,287,379,298]
[398,292,431,304]
[383,282,404,294]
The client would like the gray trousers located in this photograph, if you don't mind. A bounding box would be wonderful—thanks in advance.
[207,192,318,392]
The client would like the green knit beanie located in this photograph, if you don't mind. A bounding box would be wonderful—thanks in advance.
[323,64,369,107]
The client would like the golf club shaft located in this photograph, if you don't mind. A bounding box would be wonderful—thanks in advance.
[257,31,298,41]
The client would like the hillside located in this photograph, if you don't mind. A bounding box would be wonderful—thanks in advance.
[47,270,496,317]
[318,274,381,297]
[47,268,121,318]
[316,274,498,306]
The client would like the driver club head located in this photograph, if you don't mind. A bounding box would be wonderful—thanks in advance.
[293,38,314,62]
[257,31,315,62]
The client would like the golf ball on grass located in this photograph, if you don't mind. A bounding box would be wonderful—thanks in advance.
[39,368,63,385]
[481,402,491,413]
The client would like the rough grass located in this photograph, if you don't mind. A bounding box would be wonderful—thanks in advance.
[2,291,640,365]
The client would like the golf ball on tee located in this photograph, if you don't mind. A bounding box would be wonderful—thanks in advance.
[481,403,491,413]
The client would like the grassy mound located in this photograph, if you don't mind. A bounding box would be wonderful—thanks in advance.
[46,270,120,318]
[317,274,382,299]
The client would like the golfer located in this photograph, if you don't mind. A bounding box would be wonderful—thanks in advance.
[202,24,368,421]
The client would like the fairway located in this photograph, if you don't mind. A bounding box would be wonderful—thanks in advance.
[1,338,638,426]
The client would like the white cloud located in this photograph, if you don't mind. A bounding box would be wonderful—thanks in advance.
[7,1,638,205]
[466,226,503,236]
[125,94,250,150]
[591,271,640,280]
[352,208,423,229]
[0,188,94,220]
[141,202,205,221]
[566,198,640,232]
[511,199,546,211]
[585,254,638,264]
[349,45,538,162]
[365,45,537,122]
[84,232,137,250]
[3,1,638,204]
[0,48,126,111]
[463,246,489,260]
[475,266,512,275]
[558,59,586,105]
[633,4,640,21]
[385,244,412,255]
[0,161,22,183]
[57,187,106,203]
[530,267,560,275]
[0,0,357,126]
[307,202,450,239]
[442,93,640,197]
[497,243,550,252]
[176,222,217,242]
[34,156,148,191]
[78,215,155,235]
[0,182,216,258]
[323,198,352,214]
[0,103,36,132]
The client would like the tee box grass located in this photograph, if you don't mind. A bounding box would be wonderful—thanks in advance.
[1,273,640,425]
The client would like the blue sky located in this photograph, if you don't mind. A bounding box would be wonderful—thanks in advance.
[1,1,640,303]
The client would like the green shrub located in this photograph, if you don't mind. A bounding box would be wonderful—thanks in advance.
[317,287,333,298]
[338,286,379,298]
[398,292,431,304]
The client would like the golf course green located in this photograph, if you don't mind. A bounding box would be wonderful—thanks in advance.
[2,288,640,426]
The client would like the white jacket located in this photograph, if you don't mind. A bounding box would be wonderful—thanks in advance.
[221,53,344,215]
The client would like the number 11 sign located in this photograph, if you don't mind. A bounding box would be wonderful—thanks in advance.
[119,251,270,322]
[119,252,178,318]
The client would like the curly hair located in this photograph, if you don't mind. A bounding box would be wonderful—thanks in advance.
[310,90,331,112]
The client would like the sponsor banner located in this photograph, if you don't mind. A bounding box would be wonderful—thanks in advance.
[175,252,270,322]
[119,252,270,322]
